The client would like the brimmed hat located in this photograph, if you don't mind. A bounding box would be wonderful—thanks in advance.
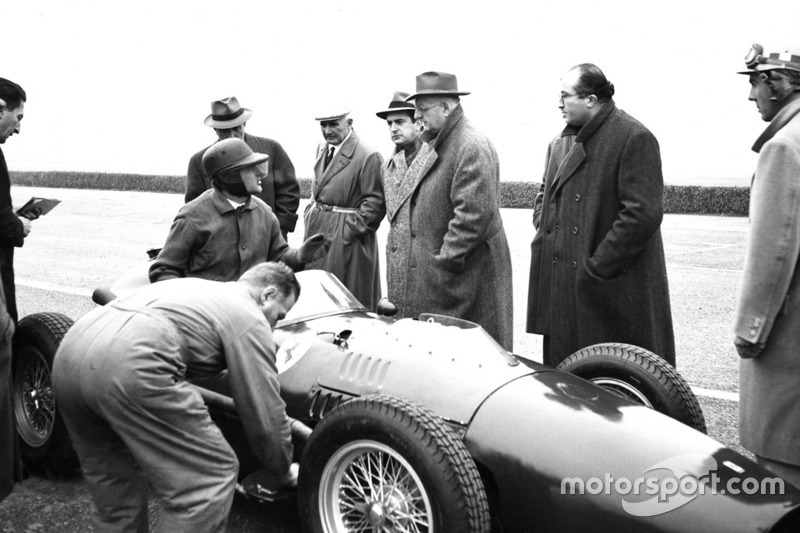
[376,92,416,119]
[204,96,253,128]
[738,43,800,75]
[405,71,470,101]
[314,106,351,122]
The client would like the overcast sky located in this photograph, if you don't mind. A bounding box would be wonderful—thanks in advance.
[3,0,799,186]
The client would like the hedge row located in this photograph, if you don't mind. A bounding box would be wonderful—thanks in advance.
[11,171,749,216]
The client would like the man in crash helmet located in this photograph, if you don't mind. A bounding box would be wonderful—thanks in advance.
[150,138,329,283]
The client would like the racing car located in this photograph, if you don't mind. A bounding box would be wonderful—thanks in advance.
[11,268,800,532]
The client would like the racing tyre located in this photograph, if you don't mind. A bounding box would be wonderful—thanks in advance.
[557,343,707,434]
[12,312,78,475]
[299,394,491,533]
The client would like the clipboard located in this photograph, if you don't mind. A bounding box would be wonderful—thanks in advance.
[16,197,60,218]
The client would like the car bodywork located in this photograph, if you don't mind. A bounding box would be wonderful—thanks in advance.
[173,270,800,532]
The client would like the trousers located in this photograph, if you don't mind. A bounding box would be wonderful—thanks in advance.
[52,306,238,533]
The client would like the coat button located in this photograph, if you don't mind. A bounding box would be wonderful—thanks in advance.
[241,243,247,250]
[555,224,560,232]
[572,261,577,269]
[575,194,581,201]
[556,193,562,202]
[391,246,398,252]
[391,221,396,228]
[572,227,579,235]
[553,256,558,263]
[545,229,552,235]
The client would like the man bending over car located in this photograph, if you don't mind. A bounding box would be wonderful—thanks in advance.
[53,262,300,532]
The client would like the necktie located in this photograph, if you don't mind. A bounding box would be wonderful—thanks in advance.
[324,146,335,170]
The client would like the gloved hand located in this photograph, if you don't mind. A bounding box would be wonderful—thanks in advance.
[298,233,330,263]
[734,336,765,359]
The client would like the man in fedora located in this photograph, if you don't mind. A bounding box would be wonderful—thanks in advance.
[377,91,435,318]
[404,72,513,350]
[186,96,300,239]
[304,108,385,311]
[526,64,675,368]
[734,43,800,487]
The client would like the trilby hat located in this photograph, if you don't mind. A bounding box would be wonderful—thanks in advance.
[204,96,253,128]
[738,43,800,75]
[376,91,416,119]
[405,71,470,101]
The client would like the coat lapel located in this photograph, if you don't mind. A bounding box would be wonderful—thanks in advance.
[386,142,437,221]
[313,133,356,198]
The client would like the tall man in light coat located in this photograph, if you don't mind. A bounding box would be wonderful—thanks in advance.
[735,44,800,488]
[377,91,436,318]
[527,64,675,368]
[304,109,385,311]
[404,72,513,351]
[186,96,300,239]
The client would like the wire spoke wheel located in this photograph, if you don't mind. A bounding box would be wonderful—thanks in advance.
[589,377,653,408]
[13,346,56,446]
[321,440,433,532]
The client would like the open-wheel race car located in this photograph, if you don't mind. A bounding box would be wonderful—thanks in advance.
[11,267,800,532]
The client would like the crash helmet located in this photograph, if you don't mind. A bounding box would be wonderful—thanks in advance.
[202,138,269,183]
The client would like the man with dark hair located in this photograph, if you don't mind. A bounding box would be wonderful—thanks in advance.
[53,262,303,531]
[186,96,300,239]
[376,91,435,317]
[403,72,514,351]
[304,108,385,311]
[735,43,800,487]
[150,138,328,283]
[527,63,675,368]
[0,77,31,502]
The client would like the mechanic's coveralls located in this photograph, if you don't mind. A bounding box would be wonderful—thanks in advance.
[52,278,292,533]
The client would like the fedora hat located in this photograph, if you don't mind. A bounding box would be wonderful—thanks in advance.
[204,96,253,128]
[376,91,416,119]
[405,71,470,101]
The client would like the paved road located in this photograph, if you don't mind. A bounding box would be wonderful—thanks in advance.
[1,186,750,531]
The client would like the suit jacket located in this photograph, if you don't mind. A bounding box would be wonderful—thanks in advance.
[303,131,385,310]
[527,102,675,367]
[403,105,513,351]
[736,96,800,464]
[185,133,300,236]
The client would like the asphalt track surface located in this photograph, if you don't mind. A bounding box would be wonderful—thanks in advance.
[1,186,750,531]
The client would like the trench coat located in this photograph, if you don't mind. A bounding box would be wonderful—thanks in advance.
[736,96,800,467]
[527,102,675,367]
[404,105,514,351]
[186,133,300,236]
[382,142,437,318]
[303,132,385,311]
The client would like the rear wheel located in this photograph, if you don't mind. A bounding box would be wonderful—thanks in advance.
[299,394,490,532]
[12,312,78,475]
[557,343,707,433]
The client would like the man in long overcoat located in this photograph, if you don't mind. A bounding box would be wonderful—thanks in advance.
[403,72,513,351]
[304,110,385,311]
[734,44,800,488]
[0,78,31,502]
[185,96,300,239]
[377,92,437,318]
[527,64,675,368]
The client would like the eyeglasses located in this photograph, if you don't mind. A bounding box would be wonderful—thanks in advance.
[559,92,583,102]
[415,102,444,113]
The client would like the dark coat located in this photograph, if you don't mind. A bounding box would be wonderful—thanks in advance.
[186,133,300,236]
[527,103,675,367]
[0,149,24,323]
[303,131,385,311]
[404,105,514,351]
[736,96,800,466]
[383,142,437,318]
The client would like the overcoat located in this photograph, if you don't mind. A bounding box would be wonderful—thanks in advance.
[527,103,675,367]
[0,148,24,322]
[404,105,514,351]
[736,96,800,466]
[186,133,300,236]
[382,142,437,318]
[303,132,385,311]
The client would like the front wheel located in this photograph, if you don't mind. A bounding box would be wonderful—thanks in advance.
[299,394,490,532]
[557,343,707,433]
[12,312,78,475]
